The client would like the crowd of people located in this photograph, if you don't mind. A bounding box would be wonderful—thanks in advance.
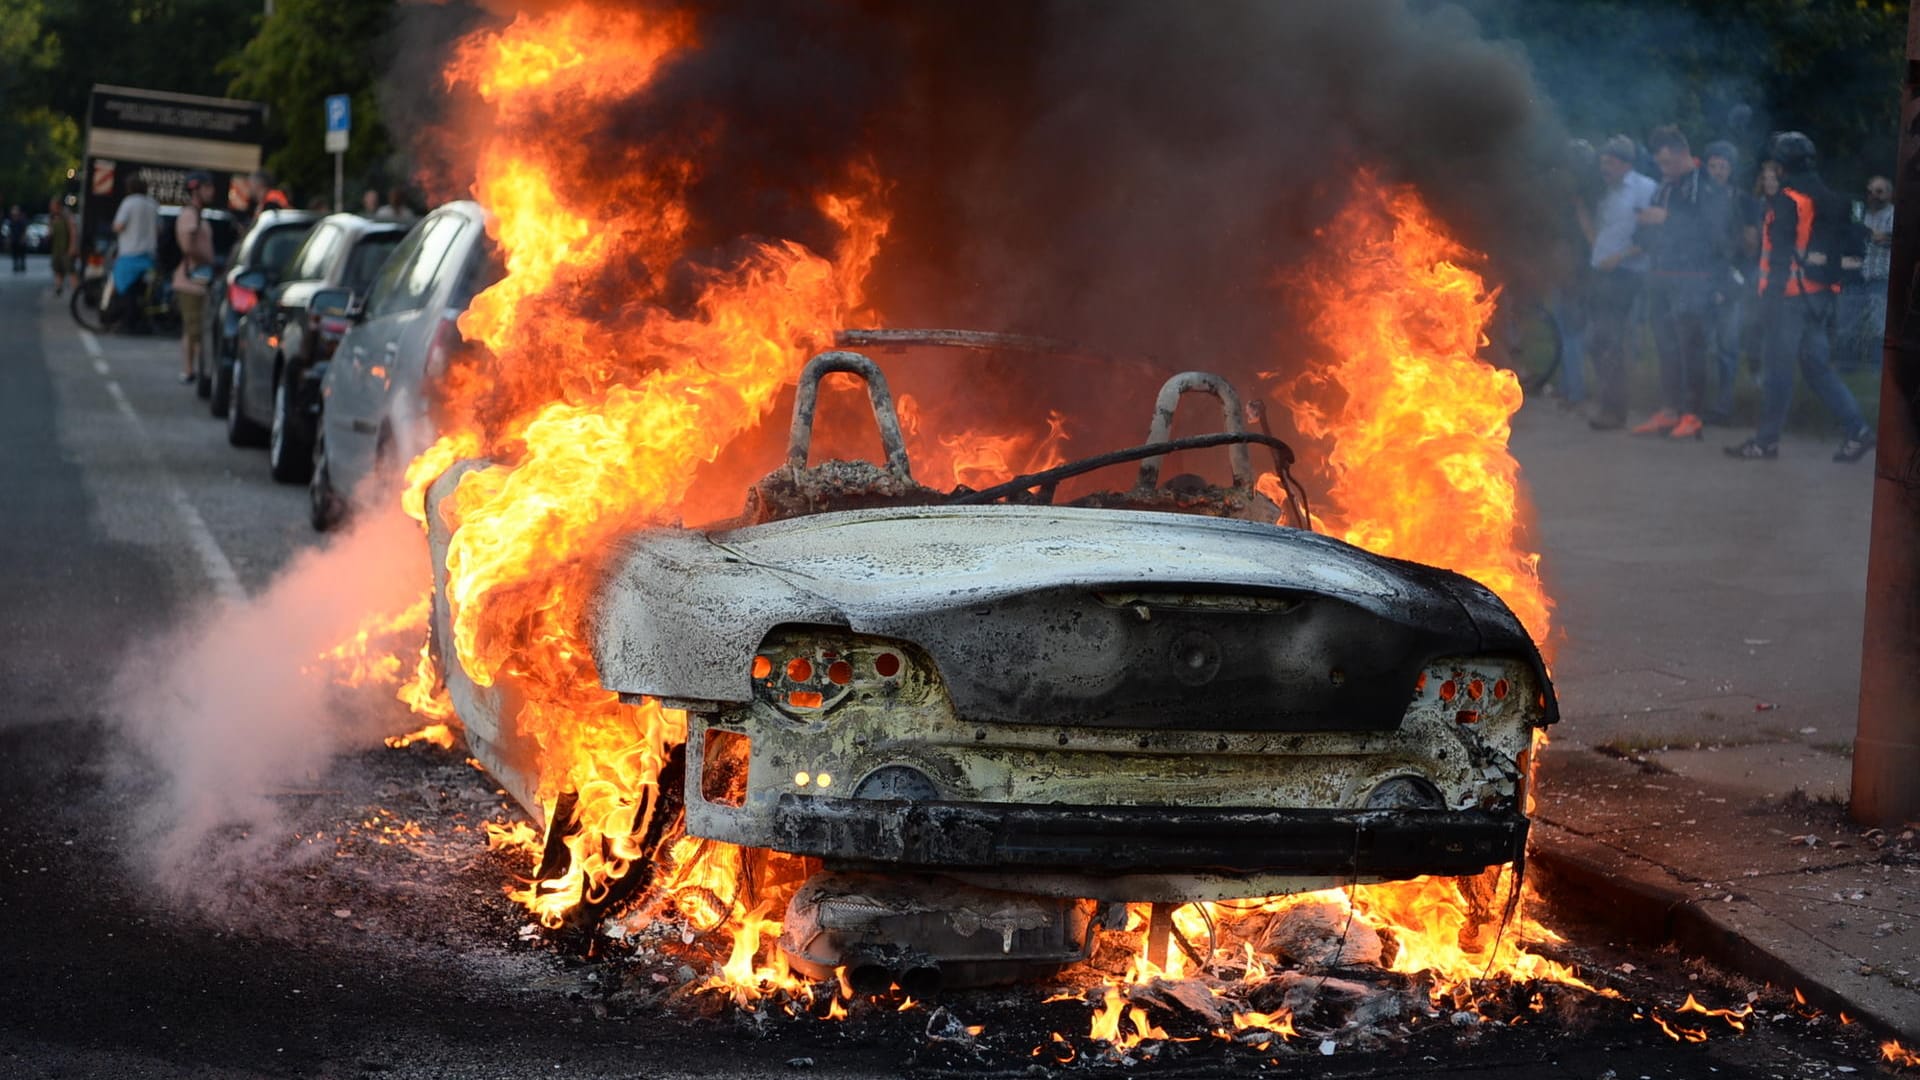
[1552,128,1888,463]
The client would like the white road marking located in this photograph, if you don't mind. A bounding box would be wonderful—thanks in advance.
[78,328,105,373]
[82,330,246,604]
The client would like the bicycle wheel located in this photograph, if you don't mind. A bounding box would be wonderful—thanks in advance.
[70,277,107,332]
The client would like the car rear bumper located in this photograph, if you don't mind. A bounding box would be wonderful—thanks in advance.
[767,795,1527,877]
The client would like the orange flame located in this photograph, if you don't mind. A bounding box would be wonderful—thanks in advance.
[403,5,1578,1018]
[1886,1040,1920,1068]
[407,8,889,996]
[1273,175,1550,650]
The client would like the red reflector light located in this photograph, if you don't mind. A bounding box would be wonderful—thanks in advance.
[788,690,823,709]
[1493,678,1509,700]
[1457,710,1480,724]
[320,316,351,336]
[751,656,772,680]
[1414,672,1428,694]
[785,657,812,682]
[229,285,258,314]
[1467,678,1484,700]
[827,660,853,686]
[874,652,901,678]
[1438,680,1457,702]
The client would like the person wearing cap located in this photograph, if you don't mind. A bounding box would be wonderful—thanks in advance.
[173,171,217,385]
[1584,134,1657,431]
[1725,132,1875,462]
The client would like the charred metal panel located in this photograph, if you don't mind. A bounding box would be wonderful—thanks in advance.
[588,504,1550,714]
[425,461,546,825]
[778,872,1097,987]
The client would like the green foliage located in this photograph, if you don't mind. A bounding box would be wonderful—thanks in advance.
[0,0,67,204]
[224,0,395,205]
[1467,0,1906,191]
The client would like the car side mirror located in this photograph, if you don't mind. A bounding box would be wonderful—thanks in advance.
[235,268,269,291]
[310,287,362,322]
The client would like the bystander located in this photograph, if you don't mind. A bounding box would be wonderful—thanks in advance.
[1702,141,1749,423]
[46,196,74,296]
[1837,175,1893,371]
[172,172,216,384]
[109,178,159,309]
[6,205,26,273]
[1585,135,1657,431]
[1726,132,1875,462]
[1630,126,1732,440]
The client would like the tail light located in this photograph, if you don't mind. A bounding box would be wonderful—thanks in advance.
[229,283,259,315]
[750,629,915,719]
[422,312,465,381]
[1408,657,1534,726]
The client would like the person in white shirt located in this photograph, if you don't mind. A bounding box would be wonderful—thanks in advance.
[110,176,161,297]
[1584,135,1657,430]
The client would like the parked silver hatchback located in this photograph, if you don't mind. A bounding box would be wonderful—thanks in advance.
[309,201,499,530]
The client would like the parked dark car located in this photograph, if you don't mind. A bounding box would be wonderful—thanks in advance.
[226,213,407,482]
[310,200,498,529]
[201,208,320,410]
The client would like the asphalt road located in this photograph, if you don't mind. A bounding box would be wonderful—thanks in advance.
[0,258,1898,1078]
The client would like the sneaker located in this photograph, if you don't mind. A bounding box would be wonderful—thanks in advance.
[1588,412,1626,431]
[177,372,195,384]
[1723,438,1778,460]
[1630,409,1680,435]
[1669,414,1704,440]
[1834,426,1876,463]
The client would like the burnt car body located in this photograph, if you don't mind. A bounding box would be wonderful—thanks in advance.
[424,331,1556,987]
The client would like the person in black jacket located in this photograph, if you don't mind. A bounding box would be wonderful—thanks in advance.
[1629,127,1733,440]
[1725,132,1875,462]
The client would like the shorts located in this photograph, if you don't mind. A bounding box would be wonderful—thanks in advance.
[176,289,205,334]
[111,253,154,294]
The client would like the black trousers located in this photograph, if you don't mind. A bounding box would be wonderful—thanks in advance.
[1585,268,1644,420]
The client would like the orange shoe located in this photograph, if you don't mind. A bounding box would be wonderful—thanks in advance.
[1669,413,1704,439]
[1630,409,1680,435]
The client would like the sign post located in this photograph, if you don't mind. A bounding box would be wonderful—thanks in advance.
[324,94,350,212]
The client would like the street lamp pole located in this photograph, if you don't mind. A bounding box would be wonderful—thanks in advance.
[1853,1,1920,827]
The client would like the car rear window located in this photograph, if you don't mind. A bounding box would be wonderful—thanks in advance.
[257,224,315,278]
[343,233,404,295]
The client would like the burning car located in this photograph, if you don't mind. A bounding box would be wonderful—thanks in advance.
[422,331,1556,990]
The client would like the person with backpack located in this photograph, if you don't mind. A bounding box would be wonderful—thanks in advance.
[1724,132,1876,462]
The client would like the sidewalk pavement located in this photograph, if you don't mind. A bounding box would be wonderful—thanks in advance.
[1510,402,1919,1042]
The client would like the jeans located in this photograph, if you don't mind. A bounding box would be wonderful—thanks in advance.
[1754,290,1868,447]
[1835,282,1887,371]
[1648,275,1714,415]
[1709,290,1745,418]
[111,252,154,294]
[1585,269,1643,420]
[1552,288,1587,404]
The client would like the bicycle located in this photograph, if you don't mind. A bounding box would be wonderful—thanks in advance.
[70,246,179,336]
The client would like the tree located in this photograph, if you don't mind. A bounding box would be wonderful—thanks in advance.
[0,0,70,203]
[224,0,396,205]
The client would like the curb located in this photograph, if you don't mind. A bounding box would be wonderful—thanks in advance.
[1528,822,1920,1045]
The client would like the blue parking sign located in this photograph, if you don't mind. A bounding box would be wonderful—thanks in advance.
[325,94,350,133]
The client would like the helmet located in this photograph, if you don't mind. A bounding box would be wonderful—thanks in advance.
[1767,131,1817,173]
